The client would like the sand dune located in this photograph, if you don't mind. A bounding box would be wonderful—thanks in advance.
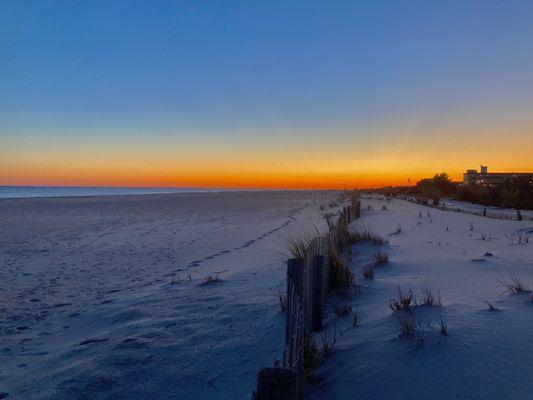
[311,195,533,400]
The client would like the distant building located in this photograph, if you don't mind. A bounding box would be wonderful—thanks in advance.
[463,165,533,186]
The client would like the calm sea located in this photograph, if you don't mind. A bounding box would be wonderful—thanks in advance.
[0,186,219,199]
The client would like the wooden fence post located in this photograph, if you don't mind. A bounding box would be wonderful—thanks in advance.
[287,260,303,299]
[311,255,325,332]
[517,210,523,221]
[286,259,303,344]
[483,207,487,217]
[255,368,297,400]
[355,201,361,219]
[346,205,351,222]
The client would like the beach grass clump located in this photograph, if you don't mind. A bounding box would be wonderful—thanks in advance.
[320,328,336,358]
[419,284,442,307]
[373,251,389,266]
[329,249,356,294]
[286,234,313,262]
[303,327,337,381]
[352,228,386,245]
[396,312,417,337]
[389,287,413,312]
[495,268,530,294]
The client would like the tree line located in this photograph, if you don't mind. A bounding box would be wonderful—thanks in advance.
[376,173,533,210]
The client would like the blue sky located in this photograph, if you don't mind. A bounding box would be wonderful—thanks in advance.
[1,1,533,187]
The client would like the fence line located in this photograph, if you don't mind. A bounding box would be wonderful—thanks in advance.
[253,198,361,400]
[402,196,532,221]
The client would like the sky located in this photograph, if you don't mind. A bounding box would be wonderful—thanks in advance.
[1,0,533,189]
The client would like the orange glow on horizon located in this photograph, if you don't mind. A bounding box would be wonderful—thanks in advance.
[2,165,532,190]
[2,121,532,190]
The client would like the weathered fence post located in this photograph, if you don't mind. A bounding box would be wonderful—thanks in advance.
[483,207,487,217]
[286,259,303,344]
[341,206,346,225]
[255,368,297,400]
[517,210,523,221]
[254,214,354,399]
[311,255,325,332]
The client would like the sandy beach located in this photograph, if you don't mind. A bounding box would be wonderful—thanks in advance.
[0,191,341,399]
[311,195,533,400]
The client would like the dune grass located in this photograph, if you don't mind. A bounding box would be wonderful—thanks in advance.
[494,268,530,294]
[329,249,356,294]
[419,284,442,307]
[389,287,413,312]
[286,234,313,262]
[373,251,389,266]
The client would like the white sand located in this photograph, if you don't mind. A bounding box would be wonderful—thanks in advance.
[0,191,342,399]
[311,195,533,400]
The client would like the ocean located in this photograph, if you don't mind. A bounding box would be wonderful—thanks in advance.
[0,186,218,199]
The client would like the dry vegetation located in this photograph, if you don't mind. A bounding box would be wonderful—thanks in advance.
[303,327,337,381]
[351,228,386,245]
[373,251,389,266]
[389,287,413,312]
[396,312,417,337]
[287,235,313,262]
[329,249,357,294]
[419,284,442,307]
[494,268,530,294]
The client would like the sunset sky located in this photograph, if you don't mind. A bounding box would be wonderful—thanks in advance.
[1,1,533,189]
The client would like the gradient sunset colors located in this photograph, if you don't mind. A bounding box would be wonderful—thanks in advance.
[2,1,533,189]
